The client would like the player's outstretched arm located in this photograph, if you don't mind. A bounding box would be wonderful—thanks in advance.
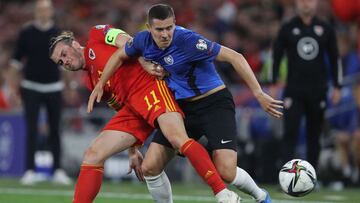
[216,46,283,118]
[87,28,132,113]
[87,47,129,112]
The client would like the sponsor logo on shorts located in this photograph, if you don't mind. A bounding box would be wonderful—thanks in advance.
[221,139,232,144]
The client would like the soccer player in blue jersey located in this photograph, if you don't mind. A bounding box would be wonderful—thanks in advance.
[88,4,283,203]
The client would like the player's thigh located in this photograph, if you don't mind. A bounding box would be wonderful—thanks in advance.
[128,79,188,147]
[202,98,237,151]
[127,79,184,129]
[103,104,155,145]
[142,142,176,176]
[283,95,304,131]
[84,130,137,164]
[157,112,189,148]
[83,105,154,164]
[305,96,326,129]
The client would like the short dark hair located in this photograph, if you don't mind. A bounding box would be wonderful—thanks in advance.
[147,4,175,24]
[49,31,74,57]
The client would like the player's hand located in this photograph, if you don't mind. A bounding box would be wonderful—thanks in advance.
[87,82,104,113]
[127,149,144,181]
[256,91,283,118]
[155,65,169,80]
[145,63,166,79]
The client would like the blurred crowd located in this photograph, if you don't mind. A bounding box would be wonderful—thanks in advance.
[1,0,360,188]
[1,0,358,108]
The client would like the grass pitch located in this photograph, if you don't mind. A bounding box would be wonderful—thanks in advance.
[0,178,360,203]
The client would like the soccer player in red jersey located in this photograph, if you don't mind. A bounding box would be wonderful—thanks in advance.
[49,25,240,203]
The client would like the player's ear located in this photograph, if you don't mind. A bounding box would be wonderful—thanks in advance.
[146,23,151,30]
[72,40,81,48]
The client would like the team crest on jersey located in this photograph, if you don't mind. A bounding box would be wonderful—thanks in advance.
[89,48,96,60]
[164,55,174,65]
[196,39,207,51]
[314,25,324,36]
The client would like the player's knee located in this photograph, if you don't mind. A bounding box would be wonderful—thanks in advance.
[83,147,104,165]
[160,129,187,149]
[216,164,236,183]
[164,135,185,150]
[141,162,162,177]
[157,114,188,149]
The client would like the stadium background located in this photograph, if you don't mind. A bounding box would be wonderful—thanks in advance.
[0,0,360,202]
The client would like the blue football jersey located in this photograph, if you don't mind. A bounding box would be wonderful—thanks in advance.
[125,26,224,99]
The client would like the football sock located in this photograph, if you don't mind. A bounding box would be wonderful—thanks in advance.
[180,139,226,195]
[73,164,104,203]
[230,167,265,202]
[144,171,173,203]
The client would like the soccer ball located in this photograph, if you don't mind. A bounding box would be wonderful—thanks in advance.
[279,159,317,197]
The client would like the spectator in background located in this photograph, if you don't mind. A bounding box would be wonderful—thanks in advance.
[352,80,360,184]
[270,0,342,171]
[8,0,71,185]
[327,30,360,186]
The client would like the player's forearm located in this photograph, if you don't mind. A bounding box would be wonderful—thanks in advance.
[137,57,147,67]
[217,46,263,96]
[99,48,127,86]
[232,52,263,97]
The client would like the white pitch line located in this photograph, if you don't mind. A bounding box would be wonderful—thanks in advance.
[0,187,338,203]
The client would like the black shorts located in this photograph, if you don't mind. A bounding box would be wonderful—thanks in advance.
[152,88,238,152]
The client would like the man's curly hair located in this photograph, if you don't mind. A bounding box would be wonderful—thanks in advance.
[49,31,75,57]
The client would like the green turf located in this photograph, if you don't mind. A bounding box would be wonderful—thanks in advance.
[0,178,360,203]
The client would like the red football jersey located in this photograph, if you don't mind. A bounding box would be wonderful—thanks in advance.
[81,25,183,143]
[83,25,150,111]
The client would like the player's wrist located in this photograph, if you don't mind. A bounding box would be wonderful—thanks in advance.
[97,80,106,87]
[128,146,140,155]
[128,147,136,155]
[253,89,264,99]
